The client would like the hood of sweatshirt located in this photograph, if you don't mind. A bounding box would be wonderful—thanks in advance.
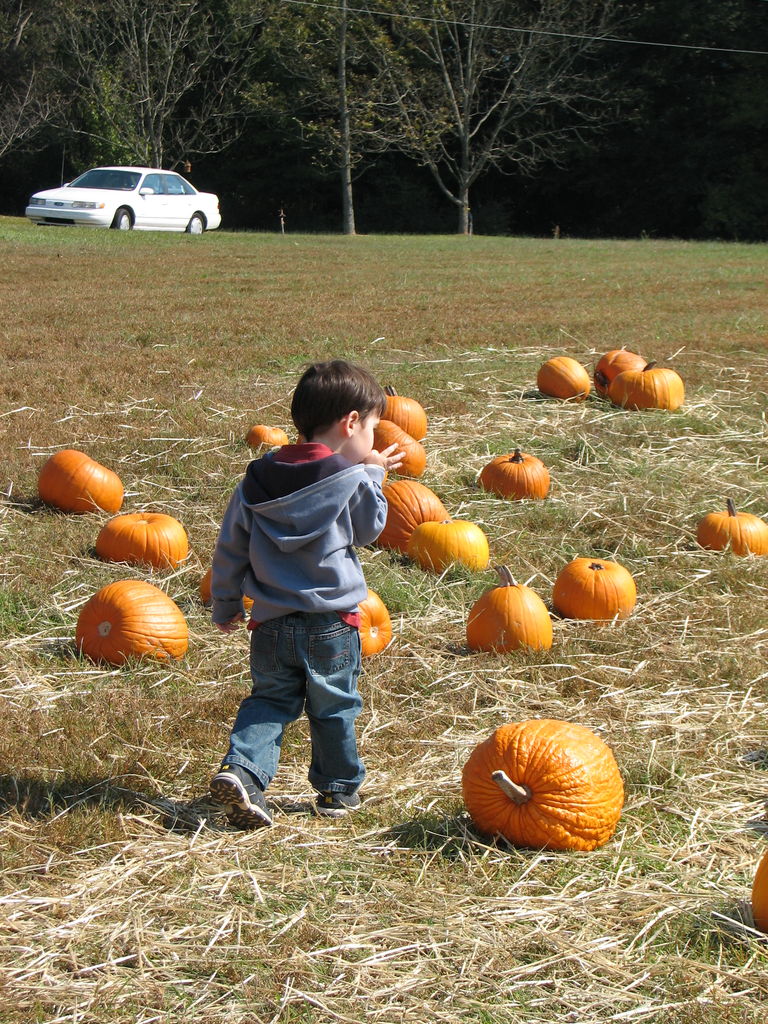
[238,450,383,554]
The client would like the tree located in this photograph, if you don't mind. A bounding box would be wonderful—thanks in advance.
[530,0,768,241]
[255,0,402,235]
[602,0,768,240]
[372,0,622,233]
[59,0,266,169]
[337,0,356,234]
[0,1,63,159]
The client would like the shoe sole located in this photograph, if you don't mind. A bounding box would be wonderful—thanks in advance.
[210,775,272,828]
[226,803,272,829]
[315,806,352,817]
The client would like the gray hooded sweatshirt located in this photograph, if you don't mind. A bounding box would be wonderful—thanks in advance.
[210,446,387,625]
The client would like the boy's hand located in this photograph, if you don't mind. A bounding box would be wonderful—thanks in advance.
[365,442,406,472]
[215,613,244,634]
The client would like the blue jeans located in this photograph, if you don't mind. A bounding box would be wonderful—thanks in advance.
[224,612,365,795]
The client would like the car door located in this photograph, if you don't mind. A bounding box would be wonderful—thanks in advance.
[159,173,196,230]
[134,173,169,229]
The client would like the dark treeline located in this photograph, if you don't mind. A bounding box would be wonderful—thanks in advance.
[1,0,767,239]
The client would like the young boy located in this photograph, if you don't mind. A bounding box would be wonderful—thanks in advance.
[208,360,404,828]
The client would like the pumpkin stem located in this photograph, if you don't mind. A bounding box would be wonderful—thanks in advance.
[384,386,398,396]
[588,562,605,571]
[493,565,519,588]
[492,770,531,805]
[726,498,737,517]
[642,361,658,371]
[510,449,524,463]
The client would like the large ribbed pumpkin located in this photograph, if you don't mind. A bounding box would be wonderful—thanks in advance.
[696,499,768,556]
[461,719,624,851]
[38,449,124,514]
[384,387,428,441]
[373,420,426,478]
[608,361,684,411]
[95,512,189,569]
[479,449,550,500]
[358,589,393,657]
[593,349,646,397]
[553,557,636,620]
[467,567,553,652]
[537,356,591,401]
[199,567,254,612]
[377,479,448,553]
[76,580,188,664]
[753,848,768,933]
[407,519,489,573]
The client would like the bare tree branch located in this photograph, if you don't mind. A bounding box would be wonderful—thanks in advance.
[59,0,266,169]
[369,0,621,232]
[0,2,63,158]
[0,72,51,159]
[256,0,414,233]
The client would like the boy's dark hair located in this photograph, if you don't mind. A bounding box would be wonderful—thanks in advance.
[291,360,387,440]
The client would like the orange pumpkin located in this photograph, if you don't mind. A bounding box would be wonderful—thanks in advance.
[358,589,393,656]
[384,386,428,441]
[553,557,636,620]
[377,479,449,553]
[479,449,550,500]
[593,349,646,397]
[536,356,591,401]
[461,719,624,851]
[467,566,552,652]
[38,449,124,514]
[199,567,254,612]
[76,580,188,664]
[753,848,768,933]
[407,519,490,573]
[696,499,768,556]
[373,419,426,478]
[246,424,290,449]
[95,512,189,569]
[608,361,684,411]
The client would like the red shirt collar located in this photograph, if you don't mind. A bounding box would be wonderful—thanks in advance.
[273,442,335,464]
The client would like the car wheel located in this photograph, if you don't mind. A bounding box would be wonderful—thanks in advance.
[186,213,206,235]
[111,207,133,230]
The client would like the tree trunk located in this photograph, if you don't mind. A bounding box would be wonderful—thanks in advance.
[340,147,355,235]
[457,135,471,233]
[338,0,356,236]
[457,189,470,235]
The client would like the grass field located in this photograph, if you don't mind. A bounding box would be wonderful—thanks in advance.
[1,216,767,1023]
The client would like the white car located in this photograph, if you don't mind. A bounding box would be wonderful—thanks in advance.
[25,166,221,233]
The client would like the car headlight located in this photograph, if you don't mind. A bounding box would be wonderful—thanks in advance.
[29,198,46,206]
[71,201,106,210]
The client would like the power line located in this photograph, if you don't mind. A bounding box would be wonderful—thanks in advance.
[277,0,768,58]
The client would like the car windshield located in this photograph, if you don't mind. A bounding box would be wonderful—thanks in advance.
[68,169,142,191]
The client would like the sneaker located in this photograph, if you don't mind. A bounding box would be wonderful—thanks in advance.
[315,791,362,818]
[209,764,272,828]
